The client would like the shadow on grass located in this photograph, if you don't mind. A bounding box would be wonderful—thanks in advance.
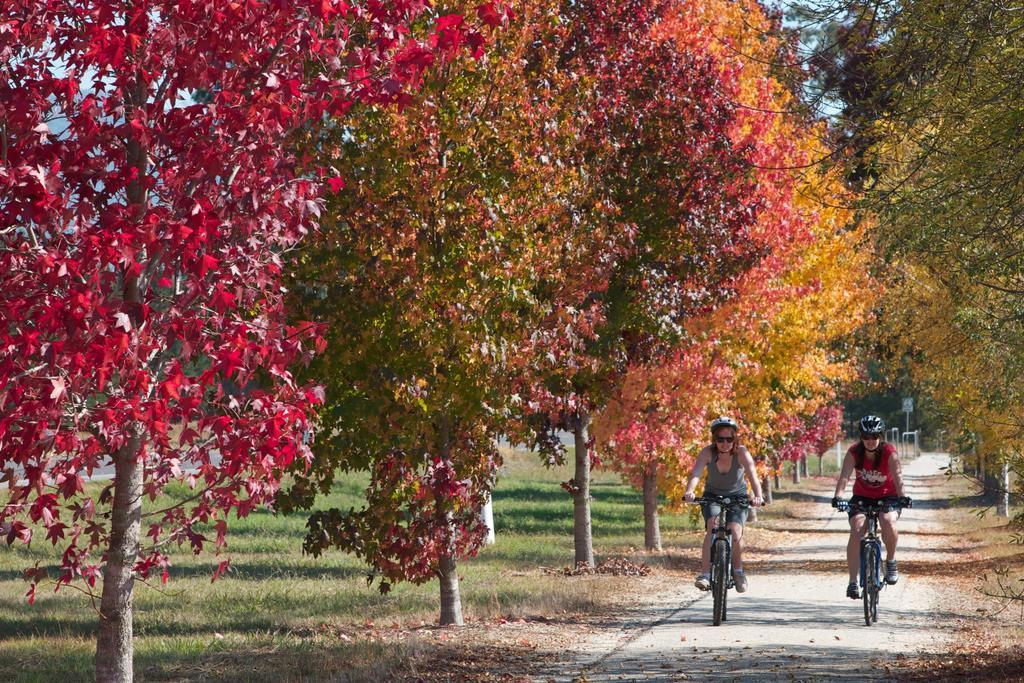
[0,636,411,683]
[0,562,371,584]
[492,482,642,507]
[0,626,563,683]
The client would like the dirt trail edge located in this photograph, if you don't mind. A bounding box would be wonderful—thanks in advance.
[547,452,959,682]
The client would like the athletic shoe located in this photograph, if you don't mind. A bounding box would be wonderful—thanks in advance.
[846,582,860,599]
[734,569,748,593]
[694,573,711,591]
[885,560,899,585]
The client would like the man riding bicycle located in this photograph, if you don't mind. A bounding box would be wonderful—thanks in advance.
[684,416,765,594]
[831,415,912,599]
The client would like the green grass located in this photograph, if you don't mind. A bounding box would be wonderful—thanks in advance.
[0,448,709,681]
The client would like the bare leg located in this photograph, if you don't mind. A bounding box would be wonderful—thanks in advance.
[700,518,716,573]
[728,522,744,570]
[879,512,899,561]
[848,514,866,583]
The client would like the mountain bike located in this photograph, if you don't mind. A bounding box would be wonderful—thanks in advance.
[835,497,907,626]
[694,493,751,626]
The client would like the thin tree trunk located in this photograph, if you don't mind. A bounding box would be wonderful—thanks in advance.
[436,415,464,626]
[800,455,808,478]
[573,409,594,568]
[642,463,661,551]
[792,460,801,484]
[762,474,773,505]
[95,440,143,683]
[818,455,823,477]
[96,77,150,681]
[438,554,463,626]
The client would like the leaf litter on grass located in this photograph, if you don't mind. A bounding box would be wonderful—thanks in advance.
[543,557,652,577]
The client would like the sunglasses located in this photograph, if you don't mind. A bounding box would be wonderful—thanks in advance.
[861,434,881,440]
[715,436,735,443]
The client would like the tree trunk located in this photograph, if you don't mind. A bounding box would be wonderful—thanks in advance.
[438,554,464,626]
[792,460,801,484]
[436,415,464,626]
[800,455,808,478]
[97,78,149,682]
[573,409,594,568]
[818,455,824,477]
[762,474,773,505]
[642,463,661,551]
[95,441,143,683]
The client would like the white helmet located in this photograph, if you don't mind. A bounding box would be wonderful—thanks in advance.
[709,416,739,435]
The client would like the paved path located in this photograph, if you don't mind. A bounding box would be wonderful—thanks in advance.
[550,452,957,682]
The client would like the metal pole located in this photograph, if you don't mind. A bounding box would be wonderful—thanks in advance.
[836,440,842,469]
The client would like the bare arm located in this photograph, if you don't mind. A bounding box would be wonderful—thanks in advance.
[739,448,764,501]
[889,451,906,497]
[833,451,856,498]
[684,447,711,499]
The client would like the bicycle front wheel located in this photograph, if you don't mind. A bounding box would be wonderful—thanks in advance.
[712,539,728,626]
[862,542,876,627]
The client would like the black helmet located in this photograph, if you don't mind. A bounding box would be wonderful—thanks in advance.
[859,415,885,436]
[710,416,739,435]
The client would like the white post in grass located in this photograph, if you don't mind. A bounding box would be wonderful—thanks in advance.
[836,440,842,469]
[482,494,496,544]
[998,462,1010,519]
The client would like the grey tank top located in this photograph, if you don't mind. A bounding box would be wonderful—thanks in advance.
[705,451,747,495]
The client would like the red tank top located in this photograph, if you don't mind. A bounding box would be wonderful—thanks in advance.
[851,442,898,498]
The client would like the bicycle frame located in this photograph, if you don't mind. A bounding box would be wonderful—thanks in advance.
[839,498,902,626]
[694,493,750,626]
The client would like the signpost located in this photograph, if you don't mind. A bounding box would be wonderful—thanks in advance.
[902,397,914,458]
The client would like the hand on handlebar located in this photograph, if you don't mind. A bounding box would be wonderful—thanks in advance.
[831,496,844,510]
[898,496,912,509]
[684,490,696,503]
[751,495,764,507]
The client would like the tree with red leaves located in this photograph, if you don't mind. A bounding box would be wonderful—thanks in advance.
[0,1,487,678]
[522,0,769,565]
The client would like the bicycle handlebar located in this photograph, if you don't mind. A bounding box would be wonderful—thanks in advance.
[692,494,752,508]
[833,498,908,514]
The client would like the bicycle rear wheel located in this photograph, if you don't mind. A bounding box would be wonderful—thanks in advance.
[862,543,876,626]
[712,539,728,626]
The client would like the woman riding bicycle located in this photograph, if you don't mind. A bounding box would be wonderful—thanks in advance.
[684,416,765,593]
[831,415,912,599]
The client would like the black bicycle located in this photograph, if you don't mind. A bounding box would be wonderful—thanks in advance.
[694,493,751,626]
[834,498,908,626]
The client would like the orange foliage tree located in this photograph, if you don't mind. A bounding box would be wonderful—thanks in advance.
[594,0,876,545]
